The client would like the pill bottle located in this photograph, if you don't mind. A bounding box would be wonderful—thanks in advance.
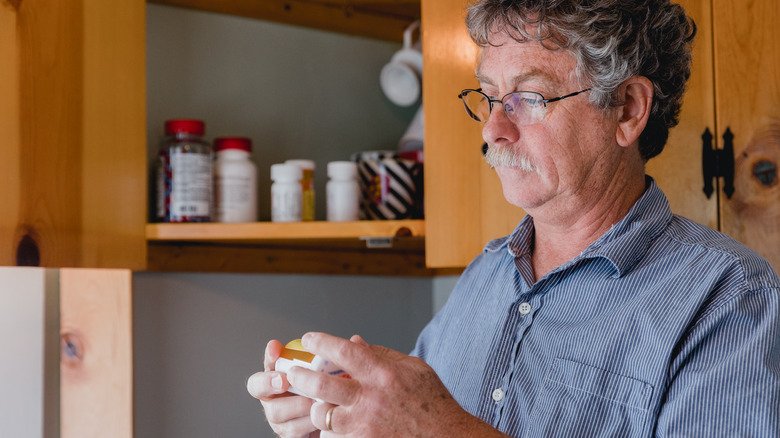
[271,163,303,222]
[214,137,257,223]
[326,161,360,222]
[285,159,316,221]
[275,339,350,398]
[157,119,212,222]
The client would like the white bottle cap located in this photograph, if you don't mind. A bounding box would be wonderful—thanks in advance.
[327,161,357,179]
[271,163,303,182]
[285,159,316,171]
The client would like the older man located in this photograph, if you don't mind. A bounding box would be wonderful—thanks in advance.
[248,1,780,436]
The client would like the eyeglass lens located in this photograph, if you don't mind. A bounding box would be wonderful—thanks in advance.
[462,90,546,125]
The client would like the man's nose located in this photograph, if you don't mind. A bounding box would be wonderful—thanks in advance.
[482,105,520,147]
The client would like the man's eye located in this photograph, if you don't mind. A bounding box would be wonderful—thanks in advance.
[522,97,543,107]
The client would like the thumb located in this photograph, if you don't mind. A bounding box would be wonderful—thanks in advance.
[349,334,369,347]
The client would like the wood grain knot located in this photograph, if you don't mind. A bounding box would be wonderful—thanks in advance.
[752,160,777,187]
[394,226,412,237]
[15,233,40,267]
[61,332,84,367]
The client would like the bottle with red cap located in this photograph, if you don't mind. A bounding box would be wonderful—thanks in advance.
[214,137,257,222]
[156,119,213,222]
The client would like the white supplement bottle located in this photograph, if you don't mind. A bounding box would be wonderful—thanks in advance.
[271,163,303,222]
[214,137,257,223]
[285,159,316,221]
[326,161,360,222]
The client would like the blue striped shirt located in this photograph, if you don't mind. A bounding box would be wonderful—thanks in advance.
[413,178,780,437]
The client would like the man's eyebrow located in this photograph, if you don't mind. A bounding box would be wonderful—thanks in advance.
[474,68,558,89]
[475,72,494,86]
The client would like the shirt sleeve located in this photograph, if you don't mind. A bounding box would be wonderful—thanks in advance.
[655,287,780,436]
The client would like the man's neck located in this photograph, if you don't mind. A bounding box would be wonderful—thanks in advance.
[529,168,647,281]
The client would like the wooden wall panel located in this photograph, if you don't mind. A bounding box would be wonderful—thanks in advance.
[60,269,133,438]
[0,2,20,266]
[422,0,485,268]
[713,0,780,269]
[12,0,146,269]
[646,0,718,229]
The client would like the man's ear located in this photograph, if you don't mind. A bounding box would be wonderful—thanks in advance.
[615,76,654,148]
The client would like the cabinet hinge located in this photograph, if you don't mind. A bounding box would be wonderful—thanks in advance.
[702,127,735,199]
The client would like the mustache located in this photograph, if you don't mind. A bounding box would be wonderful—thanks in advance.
[483,144,536,172]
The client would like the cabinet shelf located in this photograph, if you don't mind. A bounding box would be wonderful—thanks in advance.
[145,220,444,276]
[148,0,420,42]
[146,219,424,243]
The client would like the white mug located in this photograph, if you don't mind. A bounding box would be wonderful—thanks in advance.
[380,21,422,107]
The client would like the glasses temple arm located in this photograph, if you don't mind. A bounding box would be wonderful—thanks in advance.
[544,88,591,104]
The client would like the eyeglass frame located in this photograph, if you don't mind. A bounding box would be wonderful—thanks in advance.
[457,87,591,123]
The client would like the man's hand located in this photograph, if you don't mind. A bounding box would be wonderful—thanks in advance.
[246,340,318,438]
[287,332,502,437]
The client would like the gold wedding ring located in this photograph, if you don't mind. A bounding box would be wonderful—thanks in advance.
[325,406,335,432]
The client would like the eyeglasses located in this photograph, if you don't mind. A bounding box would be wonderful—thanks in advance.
[458,88,591,125]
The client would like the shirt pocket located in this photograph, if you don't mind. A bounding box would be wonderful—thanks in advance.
[526,358,654,438]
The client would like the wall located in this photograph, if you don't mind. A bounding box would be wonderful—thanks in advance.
[432,275,459,314]
[133,273,432,438]
[140,5,432,438]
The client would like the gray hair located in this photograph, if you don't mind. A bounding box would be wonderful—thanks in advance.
[466,0,696,160]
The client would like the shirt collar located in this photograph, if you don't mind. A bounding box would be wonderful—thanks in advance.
[483,176,673,278]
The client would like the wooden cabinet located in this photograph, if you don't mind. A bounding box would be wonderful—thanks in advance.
[423,0,779,269]
[2,0,776,273]
[1,0,433,275]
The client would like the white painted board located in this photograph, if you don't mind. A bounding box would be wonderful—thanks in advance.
[0,267,59,438]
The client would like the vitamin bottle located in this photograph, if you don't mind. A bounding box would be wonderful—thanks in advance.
[285,159,316,221]
[157,119,212,222]
[326,161,360,222]
[214,137,257,223]
[271,163,303,222]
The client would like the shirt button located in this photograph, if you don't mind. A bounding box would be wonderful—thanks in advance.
[492,388,505,402]
[518,302,532,315]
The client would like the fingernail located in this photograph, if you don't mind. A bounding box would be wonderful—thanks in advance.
[272,374,282,390]
[246,375,261,397]
[301,333,312,348]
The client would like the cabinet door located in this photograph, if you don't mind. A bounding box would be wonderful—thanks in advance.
[713,0,780,269]
[0,0,146,269]
[423,0,526,269]
[423,0,715,268]
[1,3,21,266]
[647,0,718,230]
